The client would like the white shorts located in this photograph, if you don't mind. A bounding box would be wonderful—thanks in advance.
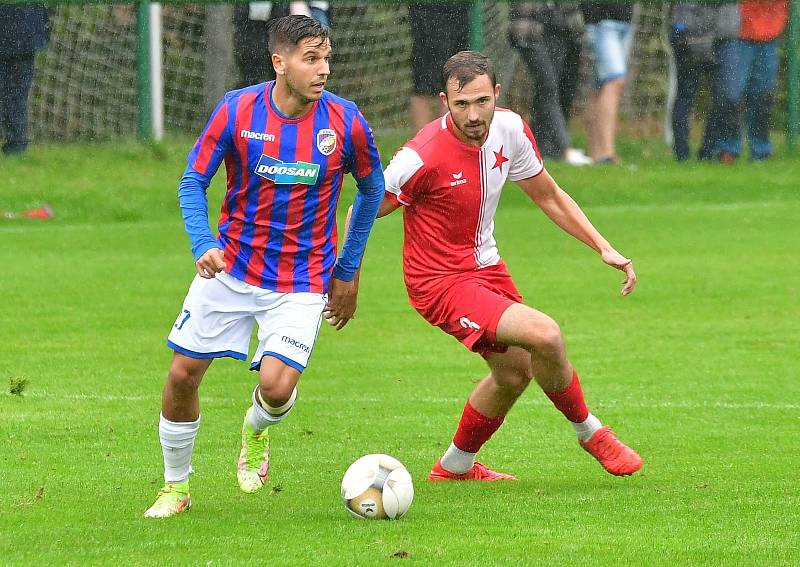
[166,272,326,372]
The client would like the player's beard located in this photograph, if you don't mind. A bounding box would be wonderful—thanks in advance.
[460,121,487,142]
[454,116,492,143]
[284,70,323,106]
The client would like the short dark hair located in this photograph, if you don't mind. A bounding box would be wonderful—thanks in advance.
[267,15,331,54]
[441,51,496,93]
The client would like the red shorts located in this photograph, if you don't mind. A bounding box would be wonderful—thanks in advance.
[408,262,523,358]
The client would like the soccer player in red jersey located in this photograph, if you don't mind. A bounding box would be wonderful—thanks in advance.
[377,51,642,481]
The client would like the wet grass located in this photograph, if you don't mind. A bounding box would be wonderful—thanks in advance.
[1,136,798,565]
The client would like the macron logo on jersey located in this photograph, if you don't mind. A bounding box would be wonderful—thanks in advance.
[255,154,320,185]
[240,129,275,142]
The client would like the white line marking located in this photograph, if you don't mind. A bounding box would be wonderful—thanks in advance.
[584,201,799,214]
[17,391,800,410]
[3,201,796,235]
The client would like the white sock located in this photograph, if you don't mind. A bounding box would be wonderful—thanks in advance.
[248,386,298,433]
[159,413,200,483]
[439,443,476,474]
[572,413,602,442]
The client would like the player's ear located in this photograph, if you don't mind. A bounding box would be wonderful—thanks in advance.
[439,91,447,108]
[494,83,501,99]
[272,52,285,76]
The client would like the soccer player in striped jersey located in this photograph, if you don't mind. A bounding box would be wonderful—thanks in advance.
[145,15,384,518]
[377,51,642,482]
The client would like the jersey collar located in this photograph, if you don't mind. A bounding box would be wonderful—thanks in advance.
[266,81,319,124]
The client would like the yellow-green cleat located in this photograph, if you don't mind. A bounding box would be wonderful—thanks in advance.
[143,481,191,518]
[238,407,270,493]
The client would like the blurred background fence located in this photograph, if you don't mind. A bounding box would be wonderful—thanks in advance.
[27,1,795,143]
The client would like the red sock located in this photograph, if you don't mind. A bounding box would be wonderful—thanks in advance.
[451,401,505,453]
[545,370,589,423]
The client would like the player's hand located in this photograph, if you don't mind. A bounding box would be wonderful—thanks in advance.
[195,248,225,279]
[324,275,359,330]
[601,249,637,296]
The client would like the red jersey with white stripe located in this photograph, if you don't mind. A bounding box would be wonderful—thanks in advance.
[384,109,543,293]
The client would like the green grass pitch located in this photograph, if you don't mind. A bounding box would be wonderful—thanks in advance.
[1,136,798,565]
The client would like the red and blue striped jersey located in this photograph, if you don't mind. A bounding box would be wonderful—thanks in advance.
[186,81,382,293]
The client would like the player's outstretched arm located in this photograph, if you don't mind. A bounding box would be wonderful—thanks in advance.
[516,169,637,296]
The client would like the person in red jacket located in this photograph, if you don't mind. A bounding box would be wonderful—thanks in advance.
[716,1,788,161]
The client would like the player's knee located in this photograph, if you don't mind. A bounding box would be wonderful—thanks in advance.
[505,371,533,397]
[527,318,564,357]
[167,360,204,393]
[258,377,296,407]
[492,365,533,397]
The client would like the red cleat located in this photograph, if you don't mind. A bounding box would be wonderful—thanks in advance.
[580,426,642,476]
[428,460,517,481]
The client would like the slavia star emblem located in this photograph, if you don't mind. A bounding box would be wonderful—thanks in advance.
[492,146,509,172]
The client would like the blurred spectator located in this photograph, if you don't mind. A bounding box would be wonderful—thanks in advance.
[0,3,48,156]
[509,2,592,165]
[408,1,470,131]
[668,3,739,161]
[234,2,329,87]
[309,1,330,26]
[580,2,634,164]
[715,1,788,162]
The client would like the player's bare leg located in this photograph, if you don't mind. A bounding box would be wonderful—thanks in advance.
[587,78,625,163]
[145,354,211,518]
[237,356,301,493]
[163,353,211,421]
[469,347,533,418]
[410,94,446,132]
[430,347,531,481]
[495,303,642,476]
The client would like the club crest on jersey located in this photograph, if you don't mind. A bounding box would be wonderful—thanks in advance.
[255,154,320,185]
[316,128,337,156]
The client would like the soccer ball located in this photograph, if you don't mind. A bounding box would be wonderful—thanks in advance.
[341,454,414,520]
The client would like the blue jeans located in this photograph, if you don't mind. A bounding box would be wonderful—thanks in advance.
[514,32,581,158]
[669,31,721,160]
[716,39,780,159]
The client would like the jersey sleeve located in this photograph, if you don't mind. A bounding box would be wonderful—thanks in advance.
[344,108,383,181]
[507,118,544,182]
[383,146,426,206]
[186,96,233,177]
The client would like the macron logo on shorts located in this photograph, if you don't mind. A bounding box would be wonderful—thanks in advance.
[282,335,311,353]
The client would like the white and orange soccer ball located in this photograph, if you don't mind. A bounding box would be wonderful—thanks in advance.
[341,454,414,520]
